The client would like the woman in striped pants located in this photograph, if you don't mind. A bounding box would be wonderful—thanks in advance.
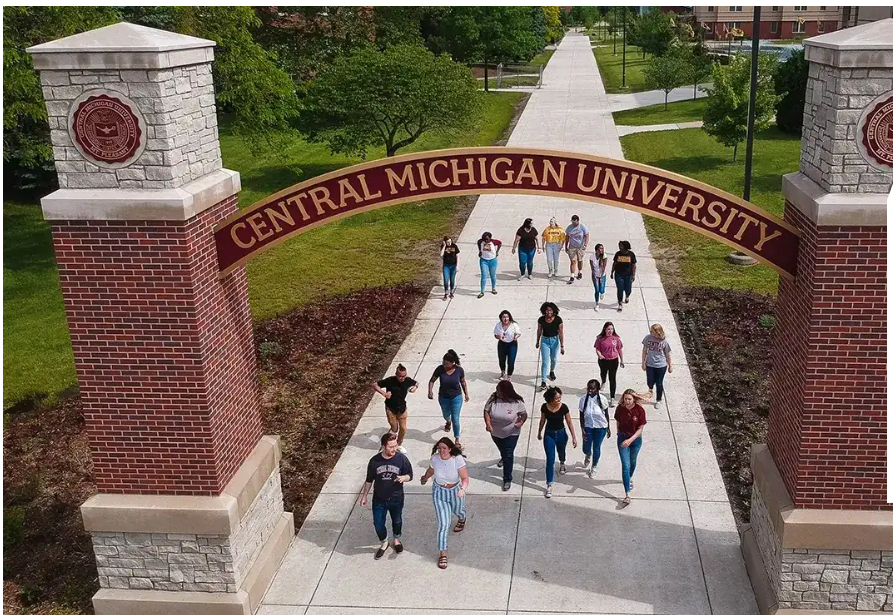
[420,437,469,569]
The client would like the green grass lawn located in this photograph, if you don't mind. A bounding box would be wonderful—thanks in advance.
[613,97,708,126]
[530,49,554,68]
[3,91,524,410]
[593,42,651,93]
[620,126,801,295]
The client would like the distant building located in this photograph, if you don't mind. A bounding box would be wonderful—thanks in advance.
[838,5,893,28]
[692,6,842,39]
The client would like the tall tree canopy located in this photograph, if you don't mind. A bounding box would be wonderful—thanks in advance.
[773,49,808,135]
[543,7,563,44]
[299,44,481,158]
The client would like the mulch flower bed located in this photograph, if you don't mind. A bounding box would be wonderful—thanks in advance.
[670,286,775,525]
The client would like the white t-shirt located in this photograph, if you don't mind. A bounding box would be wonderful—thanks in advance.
[578,393,610,429]
[494,321,521,343]
[589,253,607,277]
[431,454,466,485]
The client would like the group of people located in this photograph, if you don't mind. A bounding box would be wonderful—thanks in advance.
[363,214,671,568]
[440,214,639,312]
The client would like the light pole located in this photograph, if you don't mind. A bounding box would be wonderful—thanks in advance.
[622,9,627,87]
[743,6,761,202]
[613,10,617,55]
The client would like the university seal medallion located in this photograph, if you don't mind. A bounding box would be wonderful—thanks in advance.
[859,94,893,170]
[69,92,145,167]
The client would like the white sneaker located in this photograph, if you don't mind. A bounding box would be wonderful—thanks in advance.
[587,464,596,479]
[600,293,605,300]
[517,275,523,281]
[584,455,591,466]
[526,274,532,280]
[594,304,600,312]
[397,445,407,454]
[610,396,616,406]
[654,400,662,409]
[545,485,553,498]
[559,463,567,475]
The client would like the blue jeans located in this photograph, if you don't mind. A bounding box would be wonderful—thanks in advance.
[615,273,633,304]
[438,395,463,439]
[592,275,607,305]
[518,247,536,275]
[618,433,643,493]
[540,335,560,382]
[582,427,608,467]
[543,428,568,485]
[646,365,667,401]
[479,258,498,293]
[491,434,519,482]
[497,340,518,376]
[545,243,561,274]
[442,264,456,293]
[372,499,403,542]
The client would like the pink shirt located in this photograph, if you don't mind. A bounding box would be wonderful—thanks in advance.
[595,335,623,360]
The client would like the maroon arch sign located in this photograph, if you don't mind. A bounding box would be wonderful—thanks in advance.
[214,147,800,278]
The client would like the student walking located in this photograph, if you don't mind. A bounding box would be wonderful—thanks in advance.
[359,432,413,559]
[440,236,460,300]
[541,217,566,278]
[615,389,647,506]
[512,218,541,280]
[594,322,624,404]
[611,240,637,310]
[589,243,608,311]
[579,379,611,478]
[494,310,521,381]
[477,232,502,298]
[372,364,418,453]
[564,215,590,284]
[483,380,528,491]
[428,350,470,449]
[537,386,577,498]
[420,437,469,569]
[535,302,565,391]
[642,323,673,409]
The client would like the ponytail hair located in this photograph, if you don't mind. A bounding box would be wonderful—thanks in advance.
[443,349,461,366]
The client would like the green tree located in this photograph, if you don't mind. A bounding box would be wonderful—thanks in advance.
[644,50,688,110]
[773,48,808,135]
[543,7,563,44]
[3,6,119,190]
[299,44,482,157]
[429,7,545,91]
[676,43,714,99]
[630,9,675,57]
[702,53,778,161]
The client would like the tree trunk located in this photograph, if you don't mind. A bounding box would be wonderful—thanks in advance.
[733,143,738,162]
[484,57,489,93]
[665,92,669,110]
[693,82,698,100]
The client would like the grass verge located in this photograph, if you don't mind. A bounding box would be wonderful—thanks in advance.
[593,42,650,93]
[620,126,801,295]
[3,92,525,409]
[613,97,707,126]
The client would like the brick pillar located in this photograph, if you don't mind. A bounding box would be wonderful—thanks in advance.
[739,20,893,615]
[28,23,292,615]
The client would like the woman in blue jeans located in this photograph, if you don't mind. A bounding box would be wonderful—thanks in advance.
[428,349,470,450]
[477,232,502,298]
[578,379,611,478]
[537,387,578,499]
[512,218,540,280]
[439,236,460,300]
[483,380,528,491]
[641,323,672,410]
[535,302,564,391]
[615,389,647,506]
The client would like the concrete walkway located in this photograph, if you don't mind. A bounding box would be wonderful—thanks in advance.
[260,33,758,615]
[608,85,709,111]
[616,121,704,136]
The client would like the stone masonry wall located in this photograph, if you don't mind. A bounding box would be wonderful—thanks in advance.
[752,485,893,611]
[40,64,221,189]
[800,62,893,194]
[92,470,284,592]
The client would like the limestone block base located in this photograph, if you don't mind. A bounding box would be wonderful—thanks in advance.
[81,436,295,615]
[742,444,893,614]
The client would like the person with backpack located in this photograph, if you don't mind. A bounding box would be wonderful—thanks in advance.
[578,379,611,478]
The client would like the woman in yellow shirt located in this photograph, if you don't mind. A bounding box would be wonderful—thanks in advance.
[541,218,566,278]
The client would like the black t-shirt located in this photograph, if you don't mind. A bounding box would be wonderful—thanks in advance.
[377,375,418,414]
[516,226,539,250]
[366,452,413,503]
[538,315,563,338]
[541,403,570,431]
[442,244,460,266]
[613,250,637,276]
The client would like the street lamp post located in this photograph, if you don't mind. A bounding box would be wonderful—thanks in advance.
[622,9,627,87]
[743,6,761,202]
[613,10,617,55]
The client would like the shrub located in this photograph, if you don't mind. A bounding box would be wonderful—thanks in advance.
[774,48,808,135]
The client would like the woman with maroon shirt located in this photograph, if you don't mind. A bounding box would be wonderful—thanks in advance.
[594,322,624,405]
[614,389,646,506]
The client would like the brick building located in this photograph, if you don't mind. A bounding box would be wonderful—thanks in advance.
[693,6,842,39]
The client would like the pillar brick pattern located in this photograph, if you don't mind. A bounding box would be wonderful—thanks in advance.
[767,202,889,510]
[52,195,263,495]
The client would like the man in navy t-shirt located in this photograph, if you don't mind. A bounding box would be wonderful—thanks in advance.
[360,432,413,559]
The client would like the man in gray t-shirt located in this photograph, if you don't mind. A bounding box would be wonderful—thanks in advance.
[564,215,590,284]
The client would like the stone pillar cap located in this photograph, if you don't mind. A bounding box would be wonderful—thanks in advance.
[26,22,215,70]
[804,18,893,68]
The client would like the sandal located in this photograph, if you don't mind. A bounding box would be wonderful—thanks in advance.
[449,293,454,299]
[491,289,498,295]
[453,518,466,533]
[438,554,448,569]
[622,495,631,506]
[477,293,484,299]
[443,420,452,432]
